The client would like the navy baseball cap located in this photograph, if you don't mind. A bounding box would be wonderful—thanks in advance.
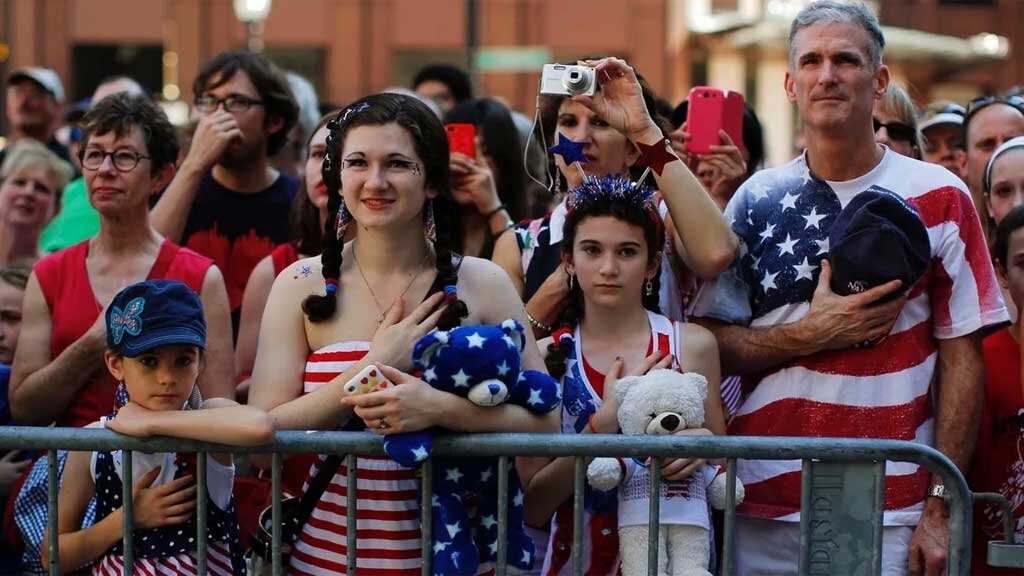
[828,189,931,299]
[106,280,206,357]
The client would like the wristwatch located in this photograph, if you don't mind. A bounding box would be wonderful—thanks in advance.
[927,483,947,500]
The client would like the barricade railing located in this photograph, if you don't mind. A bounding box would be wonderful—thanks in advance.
[0,427,975,576]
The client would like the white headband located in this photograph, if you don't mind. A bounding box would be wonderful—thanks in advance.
[984,135,1024,193]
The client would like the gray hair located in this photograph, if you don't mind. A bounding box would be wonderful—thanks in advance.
[788,1,885,69]
[287,72,321,145]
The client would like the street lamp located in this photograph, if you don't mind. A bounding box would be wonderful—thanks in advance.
[233,0,273,53]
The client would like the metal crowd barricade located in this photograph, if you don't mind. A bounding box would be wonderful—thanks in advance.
[0,427,977,575]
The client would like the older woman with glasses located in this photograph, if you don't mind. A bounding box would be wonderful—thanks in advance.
[873,83,921,160]
[11,93,235,429]
[0,140,73,266]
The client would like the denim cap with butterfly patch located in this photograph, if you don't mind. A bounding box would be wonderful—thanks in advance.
[106,280,206,357]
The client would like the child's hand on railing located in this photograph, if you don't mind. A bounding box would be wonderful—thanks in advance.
[107,402,154,437]
[131,467,197,529]
[654,427,712,481]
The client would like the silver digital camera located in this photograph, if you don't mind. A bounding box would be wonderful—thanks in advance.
[540,64,597,97]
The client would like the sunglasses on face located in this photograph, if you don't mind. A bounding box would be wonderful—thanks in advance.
[873,118,916,143]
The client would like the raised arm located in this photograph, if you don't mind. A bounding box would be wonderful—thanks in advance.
[150,112,239,242]
[10,273,106,425]
[573,57,738,279]
[196,265,235,400]
[492,229,569,338]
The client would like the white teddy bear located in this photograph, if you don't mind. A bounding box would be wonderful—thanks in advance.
[586,369,744,576]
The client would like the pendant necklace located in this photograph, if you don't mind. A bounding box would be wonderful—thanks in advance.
[353,245,432,324]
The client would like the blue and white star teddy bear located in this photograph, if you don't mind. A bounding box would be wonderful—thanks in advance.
[384,319,560,576]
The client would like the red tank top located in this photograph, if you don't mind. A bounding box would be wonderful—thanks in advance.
[270,243,300,277]
[33,240,213,428]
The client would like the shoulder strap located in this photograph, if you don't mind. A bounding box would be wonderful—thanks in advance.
[292,454,341,525]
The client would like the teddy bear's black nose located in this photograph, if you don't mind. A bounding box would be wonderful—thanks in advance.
[661,414,680,431]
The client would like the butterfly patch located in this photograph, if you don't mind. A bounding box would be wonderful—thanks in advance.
[109,297,145,345]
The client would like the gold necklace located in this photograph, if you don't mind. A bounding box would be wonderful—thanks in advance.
[352,244,432,324]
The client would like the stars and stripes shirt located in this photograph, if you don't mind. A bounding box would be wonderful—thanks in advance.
[692,148,1009,525]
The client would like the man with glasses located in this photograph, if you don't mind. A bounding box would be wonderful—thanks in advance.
[152,50,299,337]
[918,101,966,179]
[963,95,1024,239]
[693,2,1008,573]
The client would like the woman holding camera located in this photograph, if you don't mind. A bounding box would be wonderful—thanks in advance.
[492,57,736,333]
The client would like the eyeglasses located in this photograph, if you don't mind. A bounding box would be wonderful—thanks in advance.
[873,118,917,143]
[80,149,151,172]
[194,95,264,114]
[965,95,1024,126]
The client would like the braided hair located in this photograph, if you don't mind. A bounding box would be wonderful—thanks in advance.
[544,176,665,379]
[302,93,469,329]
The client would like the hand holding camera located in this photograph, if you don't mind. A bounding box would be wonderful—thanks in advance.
[540,57,661,144]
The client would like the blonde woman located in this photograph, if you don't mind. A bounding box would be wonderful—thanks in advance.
[873,83,922,159]
[0,140,73,266]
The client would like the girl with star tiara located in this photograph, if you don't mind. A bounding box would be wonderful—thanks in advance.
[492,57,737,334]
[247,92,557,575]
[42,279,273,575]
[520,175,727,575]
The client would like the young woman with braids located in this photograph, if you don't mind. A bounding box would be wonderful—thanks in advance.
[492,57,737,331]
[246,92,557,575]
[521,176,727,576]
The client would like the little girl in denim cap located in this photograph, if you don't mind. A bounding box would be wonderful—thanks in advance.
[42,279,272,575]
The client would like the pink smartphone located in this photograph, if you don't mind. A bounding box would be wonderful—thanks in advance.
[446,123,477,158]
[685,87,744,155]
[343,364,395,395]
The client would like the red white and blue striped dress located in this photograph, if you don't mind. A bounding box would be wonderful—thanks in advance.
[288,341,423,576]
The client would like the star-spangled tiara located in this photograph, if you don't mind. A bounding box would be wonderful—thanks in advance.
[566,174,656,214]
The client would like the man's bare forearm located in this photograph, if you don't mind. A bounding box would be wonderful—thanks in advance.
[695,318,821,376]
[933,334,984,473]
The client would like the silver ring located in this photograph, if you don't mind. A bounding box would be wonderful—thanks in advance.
[378,417,388,430]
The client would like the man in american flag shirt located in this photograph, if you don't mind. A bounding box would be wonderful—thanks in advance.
[692,1,1009,574]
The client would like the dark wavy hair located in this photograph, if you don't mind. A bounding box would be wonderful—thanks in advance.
[544,185,665,378]
[536,64,670,189]
[79,93,180,176]
[193,50,299,157]
[412,64,474,104]
[302,93,468,329]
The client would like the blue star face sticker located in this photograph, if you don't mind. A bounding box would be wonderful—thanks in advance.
[548,132,589,165]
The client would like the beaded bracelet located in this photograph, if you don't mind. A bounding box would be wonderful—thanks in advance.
[525,309,552,333]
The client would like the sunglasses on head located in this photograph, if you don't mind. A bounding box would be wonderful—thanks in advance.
[965,95,1024,125]
[873,118,916,143]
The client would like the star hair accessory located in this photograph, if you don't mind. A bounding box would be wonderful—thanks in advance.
[109,297,145,346]
[635,138,680,177]
[548,133,589,166]
[566,174,656,214]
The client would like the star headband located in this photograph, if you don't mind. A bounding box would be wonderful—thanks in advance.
[566,174,656,214]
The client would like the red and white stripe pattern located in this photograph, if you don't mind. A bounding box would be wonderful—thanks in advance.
[724,155,1008,525]
[290,341,423,576]
[91,542,235,576]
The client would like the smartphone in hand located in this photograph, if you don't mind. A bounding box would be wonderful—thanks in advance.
[446,123,477,158]
[685,87,744,155]
[344,364,395,395]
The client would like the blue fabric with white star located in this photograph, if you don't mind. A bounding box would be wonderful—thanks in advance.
[696,160,841,325]
[548,133,589,165]
[92,450,245,573]
[382,319,561,576]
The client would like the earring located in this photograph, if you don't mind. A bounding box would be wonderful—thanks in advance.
[645,278,653,297]
[114,381,129,410]
[424,199,437,242]
[567,272,575,292]
[335,198,352,241]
